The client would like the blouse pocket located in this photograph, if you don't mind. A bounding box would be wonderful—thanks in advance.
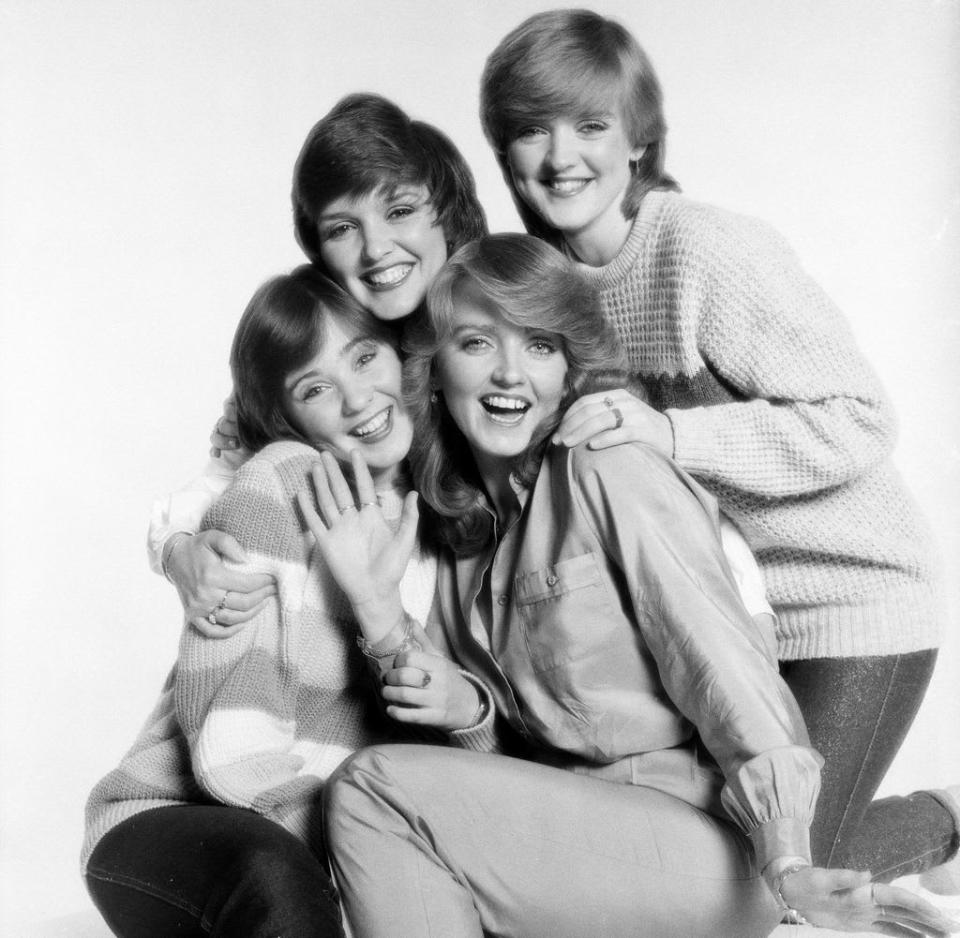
[514,552,619,674]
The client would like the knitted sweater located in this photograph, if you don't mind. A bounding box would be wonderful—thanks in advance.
[82,440,439,871]
[576,189,939,660]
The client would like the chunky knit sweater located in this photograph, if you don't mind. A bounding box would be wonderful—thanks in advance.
[82,441,441,871]
[576,189,940,660]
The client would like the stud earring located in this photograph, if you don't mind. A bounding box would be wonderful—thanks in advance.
[430,390,439,404]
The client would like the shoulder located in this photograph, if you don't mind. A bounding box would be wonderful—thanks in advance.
[552,443,718,521]
[202,440,319,555]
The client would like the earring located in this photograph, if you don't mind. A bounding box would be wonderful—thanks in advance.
[430,390,439,404]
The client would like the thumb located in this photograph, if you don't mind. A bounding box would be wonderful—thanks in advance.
[409,619,439,655]
[206,530,247,564]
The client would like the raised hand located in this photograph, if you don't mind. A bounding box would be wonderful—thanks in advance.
[781,866,960,936]
[209,396,241,457]
[296,450,419,644]
[553,389,673,456]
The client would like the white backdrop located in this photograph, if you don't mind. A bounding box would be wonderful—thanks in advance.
[2,0,958,929]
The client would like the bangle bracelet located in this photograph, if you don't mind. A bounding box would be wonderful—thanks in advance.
[161,531,192,583]
[356,615,420,660]
[772,861,811,924]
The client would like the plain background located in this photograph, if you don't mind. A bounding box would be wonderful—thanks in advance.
[1,0,958,930]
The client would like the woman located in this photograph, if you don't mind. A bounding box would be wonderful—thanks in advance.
[477,8,956,884]
[302,235,955,937]
[148,92,487,634]
[82,266,489,937]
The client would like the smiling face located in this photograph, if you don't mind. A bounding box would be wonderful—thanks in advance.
[434,284,568,484]
[284,315,413,487]
[505,111,644,266]
[315,184,449,322]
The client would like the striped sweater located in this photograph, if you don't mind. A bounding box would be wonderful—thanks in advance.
[576,189,940,660]
[82,440,439,870]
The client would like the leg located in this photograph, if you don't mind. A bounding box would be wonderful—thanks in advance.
[324,744,781,938]
[85,804,344,938]
[781,650,956,879]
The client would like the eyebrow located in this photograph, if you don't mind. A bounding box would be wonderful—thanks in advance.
[284,335,373,392]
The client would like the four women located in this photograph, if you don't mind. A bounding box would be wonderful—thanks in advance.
[84,8,957,937]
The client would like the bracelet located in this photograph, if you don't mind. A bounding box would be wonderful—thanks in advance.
[772,861,811,925]
[356,615,420,660]
[161,531,193,583]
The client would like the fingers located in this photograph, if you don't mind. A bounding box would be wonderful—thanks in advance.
[322,450,358,512]
[204,531,248,565]
[349,449,377,508]
[189,615,247,640]
[306,458,342,527]
[553,391,637,448]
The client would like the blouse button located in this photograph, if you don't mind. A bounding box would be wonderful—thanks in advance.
[546,574,559,587]
[497,594,509,606]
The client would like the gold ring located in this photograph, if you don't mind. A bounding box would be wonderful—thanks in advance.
[358,501,377,508]
[217,593,229,610]
[207,610,218,626]
[339,504,357,515]
[611,407,623,430]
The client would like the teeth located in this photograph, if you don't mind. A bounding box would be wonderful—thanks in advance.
[482,396,529,411]
[547,179,588,193]
[365,264,412,286]
[353,408,390,437]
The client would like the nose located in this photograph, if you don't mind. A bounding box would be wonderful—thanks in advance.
[492,344,524,387]
[360,219,393,265]
[341,377,374,415]
[545,126,576,171]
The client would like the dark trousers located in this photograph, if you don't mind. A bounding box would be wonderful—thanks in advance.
[85,804,344,938]
[782,649,957,879]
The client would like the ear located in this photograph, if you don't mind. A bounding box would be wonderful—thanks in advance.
[629,144,647,163]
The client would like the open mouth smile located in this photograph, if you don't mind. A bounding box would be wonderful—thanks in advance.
[362,263,414,291]
[481,395,531,426]
[542,177,592,197]
[351,406,394,441]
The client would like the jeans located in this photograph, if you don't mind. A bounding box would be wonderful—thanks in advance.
[781,649,957,879]
[325,745,782,938]
[85,805,344,938]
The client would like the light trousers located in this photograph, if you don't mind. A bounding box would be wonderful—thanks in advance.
[324,744,782,938]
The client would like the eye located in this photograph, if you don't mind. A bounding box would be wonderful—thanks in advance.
[578,119,610,135]
[355,345,380,368]
[387,205,416,221]
[301,382,331,402]
[461,335,493,353]
[515,125,546,142]
[528,337,559,357]
[320,221,355,242]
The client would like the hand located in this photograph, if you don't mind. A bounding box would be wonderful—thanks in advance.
[553,389,673,457]
[781,866,960,937]
[296,450,419,641]
[382,648,484,732]
[209,395,240,457]
[165,530,277,638]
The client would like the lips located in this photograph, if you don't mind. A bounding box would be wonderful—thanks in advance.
[362,263,413,291]
[350,406,393,441]
[481,395,531,426]
[543,177,592,196]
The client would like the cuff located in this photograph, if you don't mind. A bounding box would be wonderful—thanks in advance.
[748,816,811,873]
[448,671,499,752]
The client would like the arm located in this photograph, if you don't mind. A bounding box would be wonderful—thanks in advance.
[174,443,347,843]
[667,215,895,497]
[571,445,957,933]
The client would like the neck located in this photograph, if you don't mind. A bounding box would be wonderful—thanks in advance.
[562,196,634,267]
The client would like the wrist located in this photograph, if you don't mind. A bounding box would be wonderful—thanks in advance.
[161,531,193,583]
[763,858,811,924]
[352,595,405,643]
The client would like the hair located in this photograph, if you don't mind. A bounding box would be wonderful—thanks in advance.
[479,9,679,250]
[230,264,401,452]
[403,233,627,555]
[292,93,487,268]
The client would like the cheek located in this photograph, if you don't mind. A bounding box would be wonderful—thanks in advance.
[318,242,355,285]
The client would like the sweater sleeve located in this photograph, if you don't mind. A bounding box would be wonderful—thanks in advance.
[174,443,345,844]
[667,213,896,498]
[570,444,821,869]
[146,447,251,573]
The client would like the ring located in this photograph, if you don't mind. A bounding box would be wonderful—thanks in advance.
[420,672,432,689]
[603,396,615,409]
[338,504,357,515]
[611,407,624,430]
[207,610,218,626]
[358,501,377,509]
[217,593,228,611]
